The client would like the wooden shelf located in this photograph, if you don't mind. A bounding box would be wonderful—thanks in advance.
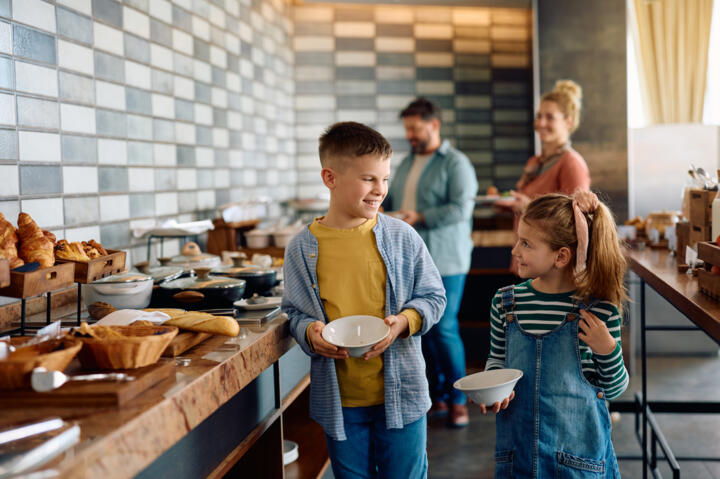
[283,380,329,479]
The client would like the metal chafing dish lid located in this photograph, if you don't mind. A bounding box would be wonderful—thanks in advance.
[92,272,152,284]
[211,265,275,277]
[160,268,245,290]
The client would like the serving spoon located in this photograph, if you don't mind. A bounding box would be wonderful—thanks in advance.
[31,367,135,392]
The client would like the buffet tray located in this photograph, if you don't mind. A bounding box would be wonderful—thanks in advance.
[55,249,127,284]
[0,263,75,299]
[162,332,211,357]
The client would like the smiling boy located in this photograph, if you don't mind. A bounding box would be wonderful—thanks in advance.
[282,122,446,479]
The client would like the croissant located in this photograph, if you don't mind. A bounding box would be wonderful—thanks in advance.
[43,230,56,245]
[17,213,55,267]
[55,239,90,262]
[88,239,107,256]
[0,213,23,269]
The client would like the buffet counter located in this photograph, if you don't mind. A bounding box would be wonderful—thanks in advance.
[0,313,316,478]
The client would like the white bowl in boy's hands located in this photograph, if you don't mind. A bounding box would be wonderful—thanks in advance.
[453,369,523,406]
[322,315,391,358]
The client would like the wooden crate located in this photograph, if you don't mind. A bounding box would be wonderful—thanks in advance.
[0,258,8,288]
[697,241,720,265]
[206,218,260,255]
[689,224,711,247]
[698,269,720,300]
[56,249,126,283]
[689,189,715,227]
[676,222,690,258]
[0,262,74,298]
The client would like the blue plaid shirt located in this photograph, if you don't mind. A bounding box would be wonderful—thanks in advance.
[282,214,446,440]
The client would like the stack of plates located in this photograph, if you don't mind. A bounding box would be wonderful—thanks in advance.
[283,440,299,465]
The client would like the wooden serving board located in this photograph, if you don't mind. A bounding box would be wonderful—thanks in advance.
[0,262,75,298]
[162,331,211,357]
[56,249,127,283]
[0,258,8,288]
[0,360,174,407]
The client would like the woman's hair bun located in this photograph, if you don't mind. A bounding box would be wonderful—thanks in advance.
[553,80,582,103]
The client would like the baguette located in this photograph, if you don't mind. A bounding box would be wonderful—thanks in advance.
[161,312,240,337]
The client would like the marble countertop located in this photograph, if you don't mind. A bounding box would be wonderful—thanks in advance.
[0,315,294,479]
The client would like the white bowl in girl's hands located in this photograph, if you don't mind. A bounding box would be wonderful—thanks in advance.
[322,315,390,358]
[453,369,523,406]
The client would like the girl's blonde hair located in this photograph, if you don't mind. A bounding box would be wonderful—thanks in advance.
[541,80,582,133]
[521,192,628,313]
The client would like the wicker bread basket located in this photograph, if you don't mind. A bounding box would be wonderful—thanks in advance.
[75,325,178,370]
[0,337,82,389]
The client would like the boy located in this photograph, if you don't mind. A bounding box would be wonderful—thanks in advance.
[282,122,446,479]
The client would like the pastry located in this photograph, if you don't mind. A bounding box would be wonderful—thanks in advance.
[42,230,56,245]
[17,213,55,268]
[0,213,23,269]
[81,241,102,259]
[55,239,90,261]
[88,239,107,256]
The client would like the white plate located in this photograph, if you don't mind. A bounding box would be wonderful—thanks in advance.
[233,296,282,310]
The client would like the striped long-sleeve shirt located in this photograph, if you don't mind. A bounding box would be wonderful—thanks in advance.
[485,280,629,400]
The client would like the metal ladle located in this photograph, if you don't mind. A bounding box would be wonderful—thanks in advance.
[31,367,135,392]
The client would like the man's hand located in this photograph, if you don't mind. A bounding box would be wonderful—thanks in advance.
[475,391,515,414]
[397,209,423,226]
[578,310,617,356]
[307,321,349,359]
[363,314,409,360]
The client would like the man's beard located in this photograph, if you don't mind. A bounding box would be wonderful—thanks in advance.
[410,139,428,154]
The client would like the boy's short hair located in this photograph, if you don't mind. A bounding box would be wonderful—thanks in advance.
[399,97,441,122]
[319,122,392,171]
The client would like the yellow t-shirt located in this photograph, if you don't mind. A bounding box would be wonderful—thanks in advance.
[309,216,421,407]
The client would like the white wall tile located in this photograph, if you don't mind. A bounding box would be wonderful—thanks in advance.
[374,7,413,23]
[375,94,415,110]
[212,128,229,148]
[128,167,155,191]
[65,225,101,243]
[209,46,227,68]
[334,22,375,38]
[13,0,56,33]
[214,168,230,188]
[209,4,226,28]
[243,169,257,187]
[196,147,213,167]
[20,198,64,228]
[19,131,60,162]
[58,39,94,75]
[177,168,197,189]
[0,200,20,222]
[415,8,452,24]
[454,39,491,54]
[174,122,196,145]
[225,33,240,55]
[173,75,194,100]
[192,16,210,41]
[172,0,191,9]
[0,165,18,196]
[152,94,175,119]
[453,9,491,26]
[100,195,130,221]
[295,95,336,111]
[155,192,178,215]
[172,29,193,55]
[194,103,212,125]
[149,0,172,23]
[415,52,454,67]
[98,138,127,165]
[414,24,453,39]
[61,103,96,134]
[56,0,91,16]
[150,44,174,70]
[226,72,241,93]
[95,80,126,110]
[375,37,414,52]
[335,52,375,66]
[0,22,11,55]
[293,36,333,52]
[94,22,124,56]
[125,61,151,90]
[63,166,98,194]
[196,190,215,209]
[0,93,16,126]
[153,143,176,166]
[293,6,333,22]
[123,7,150,39]
[15,61,58,97]
[193,59,211,83]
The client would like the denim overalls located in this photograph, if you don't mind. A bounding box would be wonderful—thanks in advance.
[494,285,620,478]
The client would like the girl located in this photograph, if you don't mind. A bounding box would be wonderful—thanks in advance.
[482,191,628,478]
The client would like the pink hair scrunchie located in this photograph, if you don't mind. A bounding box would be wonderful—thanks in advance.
[572,189,599,275]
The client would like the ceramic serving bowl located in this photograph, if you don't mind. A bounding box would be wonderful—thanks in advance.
[453,369,523,406]
[322,315,390,358]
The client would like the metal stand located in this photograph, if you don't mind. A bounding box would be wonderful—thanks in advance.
[76,283,82,324]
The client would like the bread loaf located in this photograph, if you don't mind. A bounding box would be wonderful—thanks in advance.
[161,312,240,337]
[17,213,55,267]
[0,213,23,269]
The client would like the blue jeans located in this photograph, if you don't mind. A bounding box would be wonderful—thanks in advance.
[422,274,467,405]
[325,406,427,479]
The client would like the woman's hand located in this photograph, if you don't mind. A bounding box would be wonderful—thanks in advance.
[474,391,515,414]
[363,314,409,360]
[307,321,349,359]
[578,310,617,355]
[493,191,530,213]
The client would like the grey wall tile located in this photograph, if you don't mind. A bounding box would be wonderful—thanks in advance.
[227,53,239,73]
[127,114,152,140]
[96,109,126,137]
[424,94,454,109]
[295,22,332,35]
[150,19,172,47]
[59,71,95,104]
[93,0,123,28]
[377,53,413,66]
[455,54,490,67]
[335,8,372,21]
[57,7,93,45]
[99,166,128,192]
[211,67,225,87]
[494,124,532,137]
[336,38,373,51]
[416,39,452,52]
[174,99,194,122]
[17,96,58,129]
[100,221,131,248]
[125,0,148,12]
[20,165,61,194]
[456,137,492,150]
[0,129,17,159]
[62,135,97,163]
[127,141,152,165]
[153,119,175,142]
[197,169,213,188]
[172,5,192,32]
[417,67,453,80]
[64,196,99,226]
[195,125,212,146]
[337,95,376,109]
[376,24,413,37]
[154,168,176,190]
[13,25,56,65]
[377,80,414,95]
[152,69,173,94]
[212,108,226,128]
[295,52,334,66]
[177,191,196,212]
[214,150,228,167]
[94,51,124,82]
[130,193,154,217]
[296,80,335,94]
[177,146,195,166]
[0,55,12,89]
[124,34,150,63]
[455,82,490,94]
[456,109,492,123]
[194,82,211,103]
[193,38,210,62]
[493,96,530,108]
[125,87,152,114]
[215,189,229,206]
[0,0,9,18]
[336,66,374,80]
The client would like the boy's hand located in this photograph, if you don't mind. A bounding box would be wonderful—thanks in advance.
[578,310,616,355]
[363,314,409,360]
[474,391,515,414]
[307,321,349,359]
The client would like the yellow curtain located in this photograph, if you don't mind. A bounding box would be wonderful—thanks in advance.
[631,0,714,123]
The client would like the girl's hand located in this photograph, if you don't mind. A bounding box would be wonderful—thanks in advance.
[474,391,515,414]
[578,310,616,355]
[363,314,409,360]
[307,321,349,359]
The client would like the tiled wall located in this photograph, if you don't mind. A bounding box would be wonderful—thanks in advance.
[291,4,533,198]
[0,0,295,264]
